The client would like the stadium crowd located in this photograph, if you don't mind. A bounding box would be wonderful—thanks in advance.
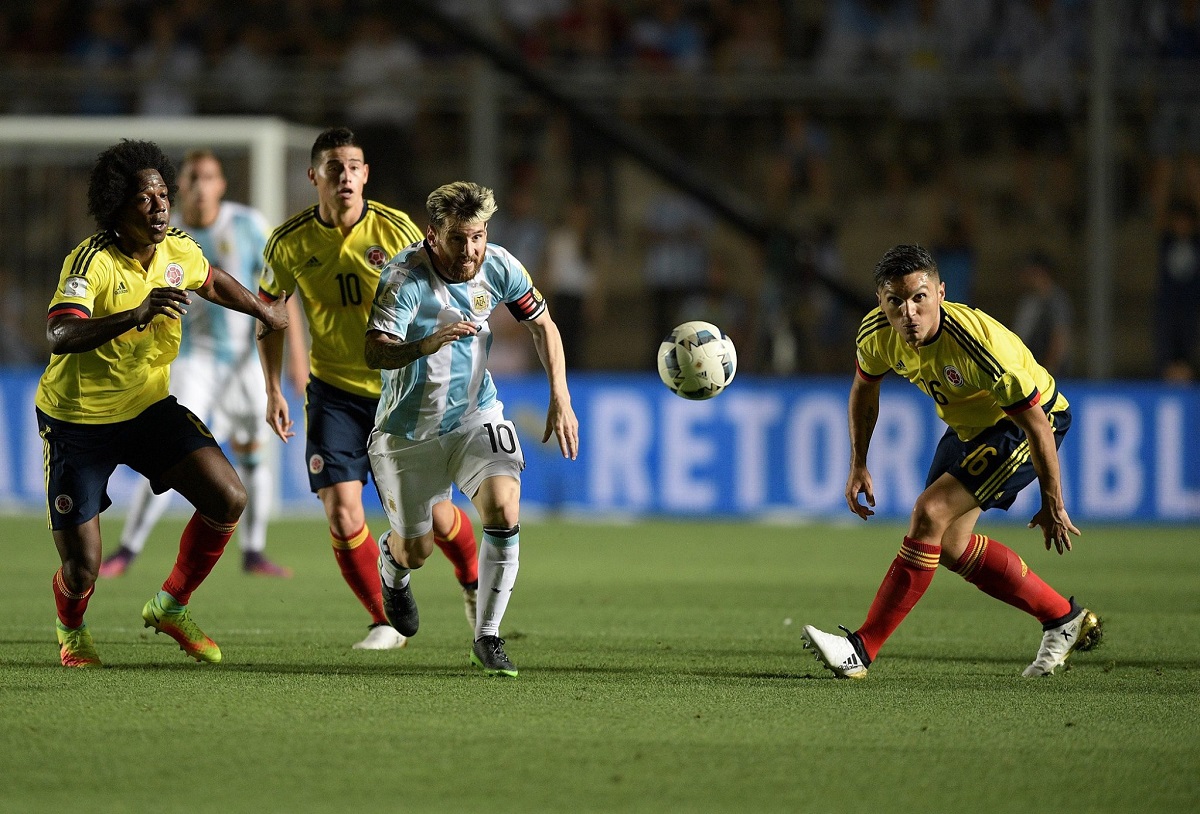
[0,0,1198,378]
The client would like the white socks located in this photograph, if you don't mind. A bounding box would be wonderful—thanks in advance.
[119,482,171,554]
[477,525,520,639]
[378,532,411,590]
[237,456,271,554]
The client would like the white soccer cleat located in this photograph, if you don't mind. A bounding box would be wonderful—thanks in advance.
[463,586,478,627]
[802,625,869,679]
[1022,607,1102,677]
[352,624,408,651]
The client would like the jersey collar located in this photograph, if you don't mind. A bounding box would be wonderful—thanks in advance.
[314,200,370,230]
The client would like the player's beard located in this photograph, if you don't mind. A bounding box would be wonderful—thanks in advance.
[440,255,481,283]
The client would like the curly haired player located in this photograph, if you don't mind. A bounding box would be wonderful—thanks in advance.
[37,139,288,667]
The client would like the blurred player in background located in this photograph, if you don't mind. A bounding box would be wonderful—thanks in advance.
[37,139,288,667]
[100,149,291,579]
[366,181,579,677]
[257,127,478,651]
[802,244,1101,679]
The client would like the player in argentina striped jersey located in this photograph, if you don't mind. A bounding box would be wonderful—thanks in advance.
[369,239,543,441]
[256,127,479,651]
[103,150,290,580]
[37,139,288,668]
[366,181,579,677]
[802,245,1100,681]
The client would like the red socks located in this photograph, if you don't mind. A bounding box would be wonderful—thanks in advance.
[162,512,237,605]
[433,505,478,587]
[53,568,93,629]
[854,537,940,660]
[331,525,388,625]
[951,534,1072,623]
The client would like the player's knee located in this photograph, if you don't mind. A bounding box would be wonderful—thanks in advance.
[62,559,97,593]
[212,478,247,523]
[909,496,951,540]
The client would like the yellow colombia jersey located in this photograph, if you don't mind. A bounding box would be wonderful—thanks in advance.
[855,300,1069,442]
[260,200,422,399]
[36,229,211,424]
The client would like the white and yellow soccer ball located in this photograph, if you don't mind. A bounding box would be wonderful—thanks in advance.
[656,320,738,400]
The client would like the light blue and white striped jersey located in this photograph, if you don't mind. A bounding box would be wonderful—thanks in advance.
[174,201,270,364]
[370,241,546,441]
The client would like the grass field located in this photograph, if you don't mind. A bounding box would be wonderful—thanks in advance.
[2,514,1198,813]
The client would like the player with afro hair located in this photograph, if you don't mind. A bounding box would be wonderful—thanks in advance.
[87,139,178,231]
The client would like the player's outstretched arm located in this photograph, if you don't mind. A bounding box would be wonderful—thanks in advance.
[196,266,288,335]
[523,311,578,460]
[1010,405,1080,554]
[364,323,477,370]
[846,373,881,519]
[47,287,189,354]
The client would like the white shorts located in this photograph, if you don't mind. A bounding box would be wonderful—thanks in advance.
[171,353,269,448]
[368,408,525,538]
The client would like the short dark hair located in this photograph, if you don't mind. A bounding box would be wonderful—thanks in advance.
[873,244,937,289]
[87,139,177,231]
[311,126,362,165]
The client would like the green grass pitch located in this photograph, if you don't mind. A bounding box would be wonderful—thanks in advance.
[2,514,1197,813]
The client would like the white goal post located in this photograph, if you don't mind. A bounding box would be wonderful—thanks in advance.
[0,116,319,226]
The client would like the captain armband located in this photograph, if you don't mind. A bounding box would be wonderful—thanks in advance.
[505,286,547,321]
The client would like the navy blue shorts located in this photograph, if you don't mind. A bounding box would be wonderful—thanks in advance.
[304,376,379,492]
[37,396,220,530]
[926,406,1072,511]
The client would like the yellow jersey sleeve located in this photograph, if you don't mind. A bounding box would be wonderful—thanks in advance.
[854,309,893,380]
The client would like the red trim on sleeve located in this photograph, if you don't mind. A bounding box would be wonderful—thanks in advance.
[47,304,90,320]
[258,288,278,303]
[1002,389,1041,415]
[855,360,886,382]
[202,263,213,288]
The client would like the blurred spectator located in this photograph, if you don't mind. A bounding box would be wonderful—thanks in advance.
[930,181,979,303]
[70,4,131,115]
[488,179,549,281]
[639,187,717,342]
[1154,198,1200,381]
[765,105,833,214]
[1012,252,1073,377]
[213,22,279,113]
[813,0,897,77]
[875,0,955,202]
[712,0,784,73]
[555,0,629,68]
[676,250,752,363]
[629,0,707,73]
[761,218,847,374]
[1146,0,1200,226]
[994,0,1086,223]
[340,10,423,207]
[132,7,204,116]
[542,197,609,369]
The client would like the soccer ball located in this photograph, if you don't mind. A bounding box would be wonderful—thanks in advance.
[657,320,737,400]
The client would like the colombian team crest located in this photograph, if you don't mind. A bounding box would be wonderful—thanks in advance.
[365,246,388,268]
[54,494,73,514]
[165,263,185,287]
[943,365,965,387]
[472,290,491,314]
[309,454,325,475]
